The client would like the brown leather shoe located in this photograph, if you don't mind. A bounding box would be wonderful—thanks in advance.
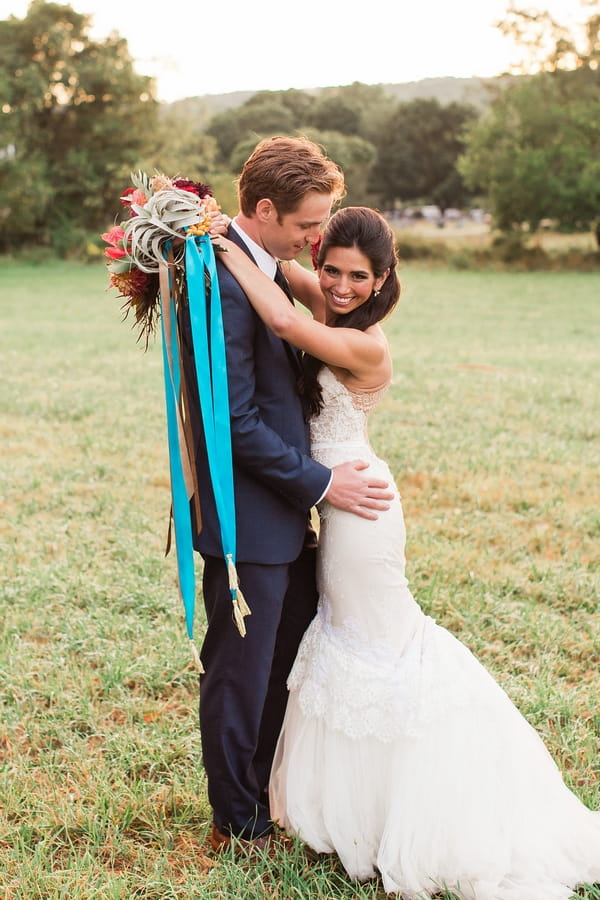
[209,824,231,852]
[209,824,274,856]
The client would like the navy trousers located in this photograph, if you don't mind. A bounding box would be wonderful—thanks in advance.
[199,547,318,838]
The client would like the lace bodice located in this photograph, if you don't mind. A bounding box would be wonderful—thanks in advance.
[310,367,389,466]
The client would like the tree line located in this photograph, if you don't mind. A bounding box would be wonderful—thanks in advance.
[1,0,599,255]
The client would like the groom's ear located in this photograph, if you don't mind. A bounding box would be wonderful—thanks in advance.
[256,198,275,222]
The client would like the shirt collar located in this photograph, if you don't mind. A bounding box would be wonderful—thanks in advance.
[231,217,278,280]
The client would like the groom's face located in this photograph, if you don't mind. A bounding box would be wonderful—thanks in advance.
[259,191,333,261]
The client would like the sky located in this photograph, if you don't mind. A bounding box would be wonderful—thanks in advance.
[0,0,590,102]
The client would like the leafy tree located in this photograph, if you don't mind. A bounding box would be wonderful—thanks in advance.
[132,108,242,214]
[302,82,397,145]
[205,107,246,165]
[305,129,378,207]
[497,4,600,74]
[369,98,478,212]
[228,134,268,179]
[0,0,158,253]
[459,5,600,242]
[207,97,297,162]
[312,85,397,204]
[459,70,600,238]
[208,83,392,207]
[139,106,219,183]
[244,88,316,121]
[308,94,362,136]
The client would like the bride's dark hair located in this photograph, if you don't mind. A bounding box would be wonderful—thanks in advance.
[300,206,401,418]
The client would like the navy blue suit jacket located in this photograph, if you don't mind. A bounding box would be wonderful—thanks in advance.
[180,229,330,565]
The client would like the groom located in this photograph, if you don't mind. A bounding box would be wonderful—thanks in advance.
[180,136,392,850]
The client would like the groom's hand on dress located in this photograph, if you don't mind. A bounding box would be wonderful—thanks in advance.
[326,461,393,520]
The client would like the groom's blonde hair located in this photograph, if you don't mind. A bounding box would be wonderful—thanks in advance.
[237,135,345,218]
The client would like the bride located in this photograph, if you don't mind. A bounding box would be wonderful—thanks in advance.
[213,206,600,899]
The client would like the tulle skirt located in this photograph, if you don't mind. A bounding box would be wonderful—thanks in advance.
[270,607,600,899]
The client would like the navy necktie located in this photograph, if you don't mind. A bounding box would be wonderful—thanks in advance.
[274,264,303,378]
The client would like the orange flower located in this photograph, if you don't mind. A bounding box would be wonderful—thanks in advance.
[109,268,152,302]
[131,188,147,206]
[203,196,220,213]
[187,213,212,237]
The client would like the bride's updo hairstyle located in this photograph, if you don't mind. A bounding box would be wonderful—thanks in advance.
[300,207,401,417]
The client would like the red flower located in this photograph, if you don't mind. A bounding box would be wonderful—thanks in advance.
[101,225,125,246]
[310,235,322,270]
[120,187,135,206]
[102,225,127,259]
[173,178,213,199]
[104,245,127,260]
[120,187,148,217]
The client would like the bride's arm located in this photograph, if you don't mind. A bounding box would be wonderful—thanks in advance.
[279,259,326,323]
[213,236,387,378]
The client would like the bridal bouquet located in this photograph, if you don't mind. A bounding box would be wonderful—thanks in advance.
[102,171,219,346]
[101,171,248,666]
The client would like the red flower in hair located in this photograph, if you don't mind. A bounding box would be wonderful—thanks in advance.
[310,236,322,270]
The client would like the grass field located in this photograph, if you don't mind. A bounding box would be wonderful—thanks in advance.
[1,260,599,899]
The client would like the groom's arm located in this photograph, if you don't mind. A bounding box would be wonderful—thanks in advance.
[219,265,330,511]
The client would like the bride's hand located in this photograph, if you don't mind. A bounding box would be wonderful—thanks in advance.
[211,234,239,261]
[208,210,232,236]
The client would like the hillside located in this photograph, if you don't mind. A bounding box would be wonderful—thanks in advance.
[380,75,512,108]
[165,74,513,122]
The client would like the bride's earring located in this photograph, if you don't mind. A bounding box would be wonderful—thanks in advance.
[373,268,390,299]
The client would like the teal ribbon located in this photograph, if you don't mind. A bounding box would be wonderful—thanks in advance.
[159,235,249,662]
[185,237,233,559]
[185,235,249,634]
[159,255,202,669]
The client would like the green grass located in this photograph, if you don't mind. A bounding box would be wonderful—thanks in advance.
[1,261,599,899]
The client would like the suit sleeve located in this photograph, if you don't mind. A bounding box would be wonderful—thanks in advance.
[218,265,330,512]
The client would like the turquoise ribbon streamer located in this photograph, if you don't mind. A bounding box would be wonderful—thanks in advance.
[159,234,248,656]
[185,235,236,567]
[185,235,248,634]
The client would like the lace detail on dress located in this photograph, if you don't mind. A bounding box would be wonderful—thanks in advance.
[287,602,498,742]
[347,383,389,412]
[310,367,388,455]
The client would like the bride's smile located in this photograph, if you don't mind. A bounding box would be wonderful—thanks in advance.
[319,245,384,316]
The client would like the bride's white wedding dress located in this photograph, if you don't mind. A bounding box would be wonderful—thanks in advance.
[269,367,600,900]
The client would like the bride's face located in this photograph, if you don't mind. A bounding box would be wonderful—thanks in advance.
[319,245,384,317]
